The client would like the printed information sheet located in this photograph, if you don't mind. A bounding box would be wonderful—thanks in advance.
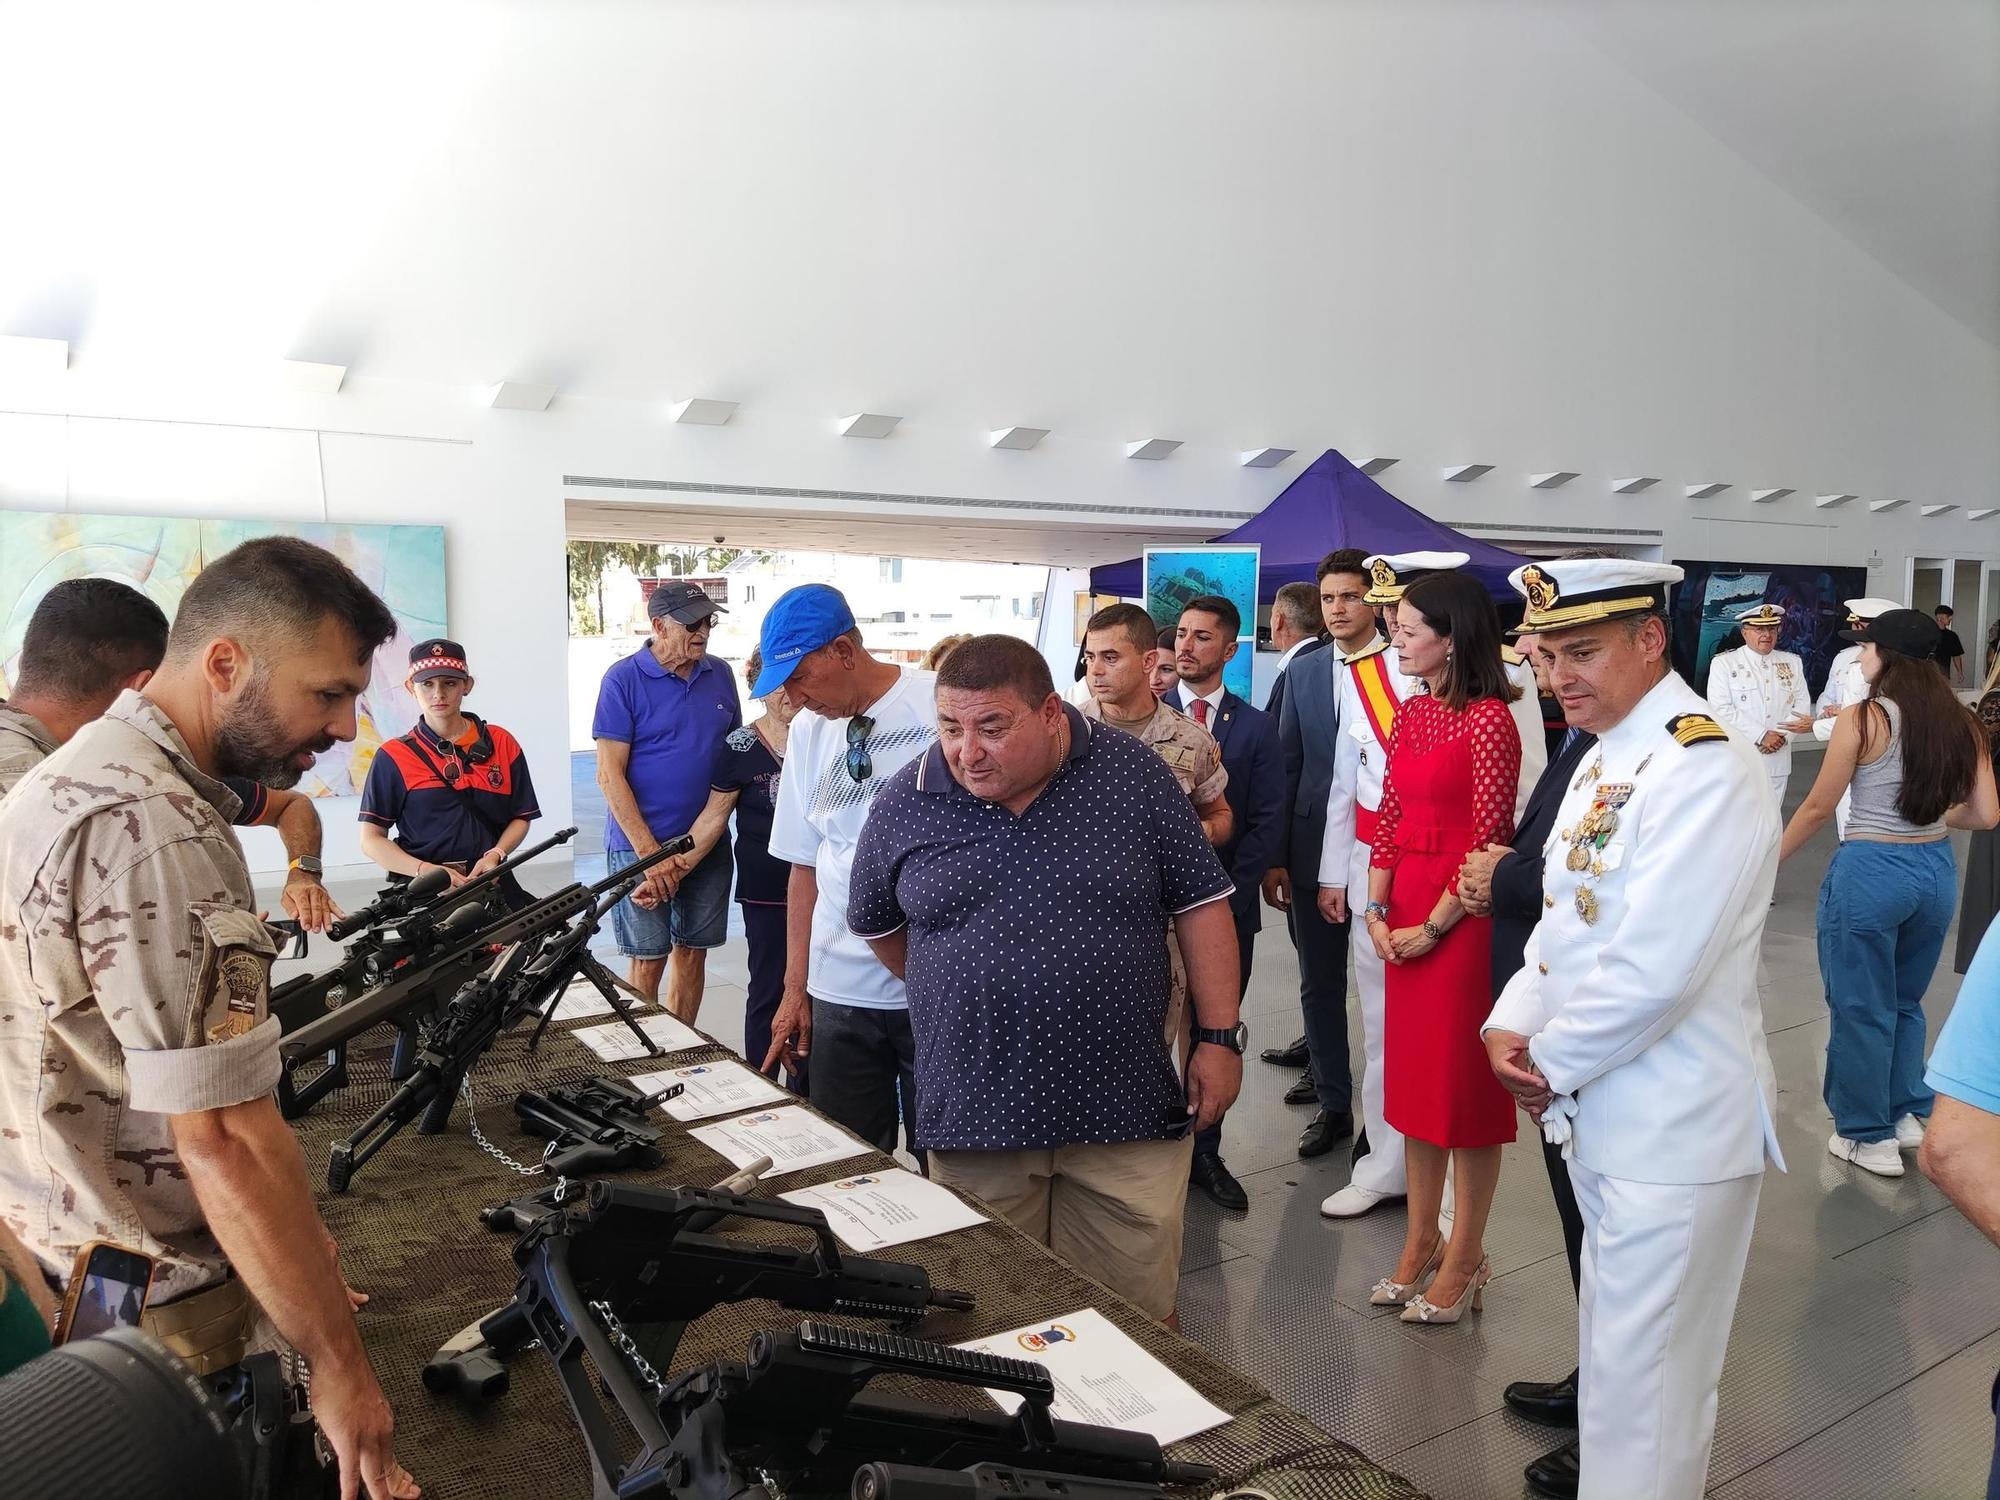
[572,1012,704,1061]
[690,1106,872,1177]
[956,1308,1228,1445]
[631,1059,789,1121]
[779,1168,989,1247]
[550,980,651,1022]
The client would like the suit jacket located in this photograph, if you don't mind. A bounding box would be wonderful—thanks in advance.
[1181,686,1285,930]
[1490,729,1596,994]
[1275,643,1343,882]
[1263,637,1327,725]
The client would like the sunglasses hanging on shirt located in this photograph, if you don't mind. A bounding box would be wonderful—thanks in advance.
[845,715,875,783]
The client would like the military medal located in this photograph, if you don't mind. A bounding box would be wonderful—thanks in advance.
[1574,885,1599,925]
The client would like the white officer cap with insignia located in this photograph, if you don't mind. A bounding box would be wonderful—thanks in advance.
[1509,558,1683,634]
[1843,596,1902,625]
[1735,602,1785,628]
[1363,550,1471,606]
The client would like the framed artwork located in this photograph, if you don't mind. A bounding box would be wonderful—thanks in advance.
[0,509,447,797]
[1143,545,1260,702]
[1669,558,1868,698]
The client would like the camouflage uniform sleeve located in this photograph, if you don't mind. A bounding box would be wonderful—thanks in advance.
[1190,736,1229,806]
[0,751,34,797]
[75,830,280,1116]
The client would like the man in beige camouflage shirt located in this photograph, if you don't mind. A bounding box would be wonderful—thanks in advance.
[0,576,340,932]
[1079,603,1232,845]
[0,538,418,1500]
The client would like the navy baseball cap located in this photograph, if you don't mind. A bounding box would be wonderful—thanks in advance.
[752,584,856,696]
[647,580,728,625]
[1841,607,1939,659]
[408,638,470,683]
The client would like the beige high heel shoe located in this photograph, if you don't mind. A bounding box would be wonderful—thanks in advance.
[1401,1257,1491,1324]
[1368,1237,1445,1307]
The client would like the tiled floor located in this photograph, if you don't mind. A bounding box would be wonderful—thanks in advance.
[273,753,1999,1498]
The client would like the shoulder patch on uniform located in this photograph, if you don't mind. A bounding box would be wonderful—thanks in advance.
[1668,712,1728,746]
[1347,639,1388,663]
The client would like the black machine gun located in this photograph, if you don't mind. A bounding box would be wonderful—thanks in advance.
[479,1183,972,1374]
[271,826,578,1116]
[281,835,689,1122]
[476,1184,1211,1500]
[322,842,691,1192]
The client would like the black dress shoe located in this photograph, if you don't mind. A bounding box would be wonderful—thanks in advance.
[1503,1371,1579,1427]
[1283,1073,1318,1105]
[1189,1152,1249,1211]
[1298,1109,1355,1158]
[1524,1437,1580,1500]
[1260,1035,1310,1068]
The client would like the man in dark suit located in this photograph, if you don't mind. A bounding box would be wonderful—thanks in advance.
[1260,581,1328,729]
[1264,549,1375,1158]
[1175,596,1286,1210]
[1459,671,1595,1500]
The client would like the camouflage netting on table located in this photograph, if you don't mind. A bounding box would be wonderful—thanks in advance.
[297,1016,1429,1500]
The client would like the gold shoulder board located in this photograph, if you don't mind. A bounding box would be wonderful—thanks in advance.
[1347,639,1388,663]
[1669,712,1728,747]
[1500,645,1523,665]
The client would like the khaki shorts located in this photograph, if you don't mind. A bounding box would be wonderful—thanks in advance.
[930,1136,1195,1321]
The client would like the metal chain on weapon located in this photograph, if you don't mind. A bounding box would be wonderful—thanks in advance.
[591,1299,666,1395]
[459,1073,555,1179]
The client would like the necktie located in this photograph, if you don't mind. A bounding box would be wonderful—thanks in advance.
[1191,698,1209,727]
[1560,726,1584,756]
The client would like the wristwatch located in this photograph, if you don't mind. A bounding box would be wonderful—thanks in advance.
[1193,1022,1249,1054]
[287,855,324,878]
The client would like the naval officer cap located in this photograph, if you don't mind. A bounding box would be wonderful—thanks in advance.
[1509,558,1683,634]
[1363,551,1470,606]
[1734,602,1785,628]
[1843,596,1903,628]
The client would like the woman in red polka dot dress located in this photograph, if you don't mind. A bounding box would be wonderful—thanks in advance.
[1362,571,1523,1326]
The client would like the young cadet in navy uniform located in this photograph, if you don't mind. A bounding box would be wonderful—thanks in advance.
[359,638,541,905]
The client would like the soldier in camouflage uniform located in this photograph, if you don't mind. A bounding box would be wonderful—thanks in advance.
[0,577,340,931]
[1078,603,1234,1053]
[0,538,418,1500]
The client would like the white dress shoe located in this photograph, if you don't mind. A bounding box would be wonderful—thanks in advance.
[1321,1183,1396,1219]
[1828,1132,1904,1178]
[1893,1114,1926,1151]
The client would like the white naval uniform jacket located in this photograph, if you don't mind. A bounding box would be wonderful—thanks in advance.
[1317,637,1417,888]
[1812,645,1866,743]
[1485,672,1786,1185]
[1502,652,1549,827]
[1706,646,1811,781]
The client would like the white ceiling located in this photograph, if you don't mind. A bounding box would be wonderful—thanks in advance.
[1567,0,1999,345]
[0,0,1990,404]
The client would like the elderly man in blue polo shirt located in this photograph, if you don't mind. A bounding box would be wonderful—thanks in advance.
[848,634,1245,1322]
[593,581,741,1021]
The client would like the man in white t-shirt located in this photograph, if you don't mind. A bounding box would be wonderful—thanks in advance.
[760,584,940,1155]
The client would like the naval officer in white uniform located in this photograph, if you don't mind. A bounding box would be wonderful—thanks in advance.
[1813,597,1903,838]
[1484,558,1783,1500]
[1706,601,1813,809]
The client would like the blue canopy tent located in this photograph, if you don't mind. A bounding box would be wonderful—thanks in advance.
[1090,448,1532,605]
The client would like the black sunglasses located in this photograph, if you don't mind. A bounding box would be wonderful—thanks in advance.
[846,715,875,783]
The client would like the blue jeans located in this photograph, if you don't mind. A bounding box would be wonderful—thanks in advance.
[1817,839,1954,1142]
[609,840,732,957]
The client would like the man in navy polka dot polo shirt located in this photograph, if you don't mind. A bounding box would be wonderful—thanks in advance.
[848,636,1245,1322]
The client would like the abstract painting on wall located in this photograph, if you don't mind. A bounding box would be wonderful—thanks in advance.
[0,509,446,797]
[1668,558,1868,699]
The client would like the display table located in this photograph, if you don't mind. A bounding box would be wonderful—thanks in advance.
[300,1008,1427,1500]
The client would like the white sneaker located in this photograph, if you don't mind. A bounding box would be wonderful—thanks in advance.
[1828,1133,1905,1178]
[1893,1114,1926,1151]
[1320,1183,1396,1219]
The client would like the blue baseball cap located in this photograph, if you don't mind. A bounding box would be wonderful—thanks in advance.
[752,584,857,696]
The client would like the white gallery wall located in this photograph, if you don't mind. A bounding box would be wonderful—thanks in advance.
[1,0,1994,870]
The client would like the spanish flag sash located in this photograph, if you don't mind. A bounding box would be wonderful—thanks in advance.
[1351,651,1401,752]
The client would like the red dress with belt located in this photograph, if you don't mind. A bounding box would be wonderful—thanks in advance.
[1371,693,1522,1148]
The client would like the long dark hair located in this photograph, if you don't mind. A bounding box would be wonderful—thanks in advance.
[1866,651,1980,824]
[1400,572,1521,712]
